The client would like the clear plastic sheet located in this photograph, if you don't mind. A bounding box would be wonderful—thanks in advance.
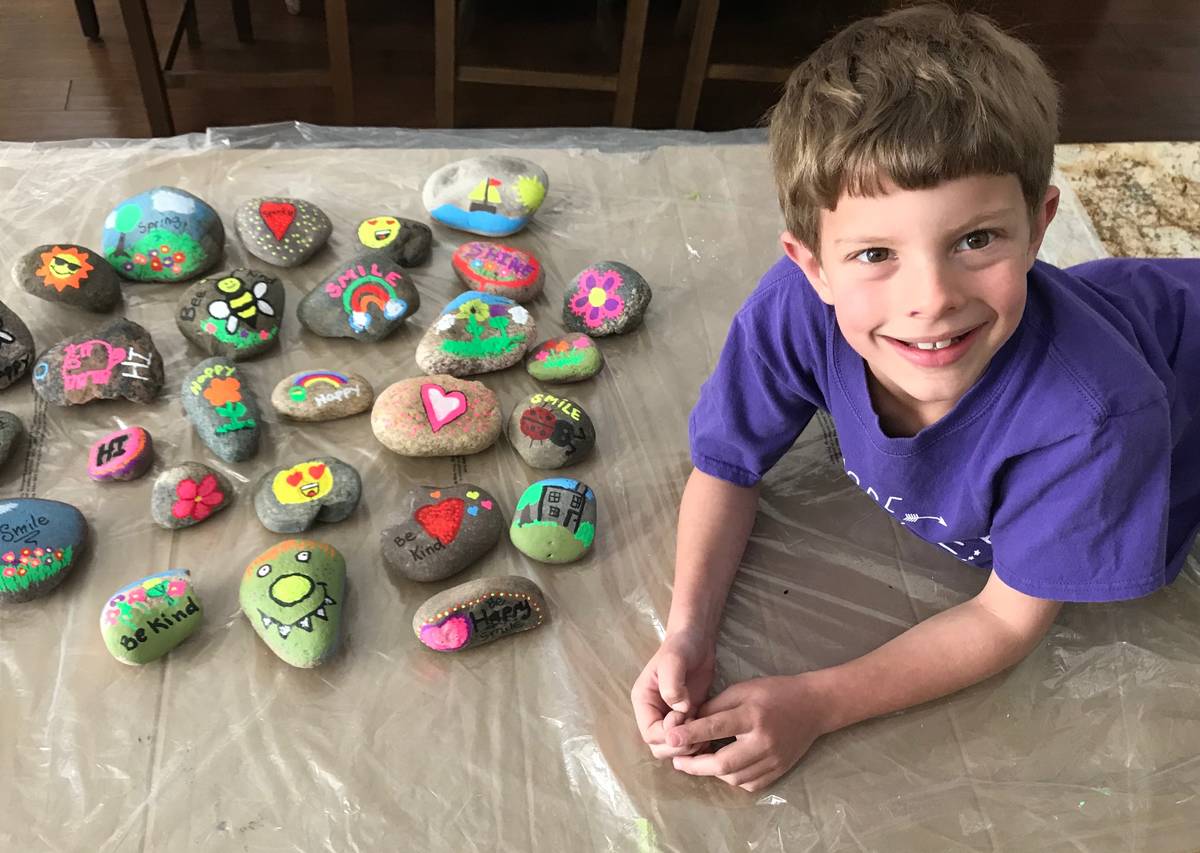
[1,125,1197,853]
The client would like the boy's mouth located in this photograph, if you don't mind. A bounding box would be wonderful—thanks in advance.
[884,324,983,366]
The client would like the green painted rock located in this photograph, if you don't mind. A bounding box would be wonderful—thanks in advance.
[413,575,547,653]
[525,333,603,383]
[509,478,597,564]
[101,570,202,664]
[240,540,345,668]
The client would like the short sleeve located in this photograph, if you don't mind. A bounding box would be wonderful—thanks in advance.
[688,307,823,487]
[990,400,1171,602]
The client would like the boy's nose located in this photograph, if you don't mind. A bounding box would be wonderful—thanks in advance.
[904,264,964,317]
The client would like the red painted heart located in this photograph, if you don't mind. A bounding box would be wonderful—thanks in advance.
[286,471,303,486]
[259,201,297,241]
[414,498,465,546]
[308,464,326,479]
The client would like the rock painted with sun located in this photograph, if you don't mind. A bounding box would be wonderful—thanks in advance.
[355,215,432,267]
[253,456,361,533]
[180,358,261,462]
[510,478,597,564]
[415,291,537,377]
[101,570,202,665]
[422,156,548,237]
[88,425,154,482]
[381,483,503,582]
[102,186,224,282]
[413,575,547,653]
[562,261,652,337]
[0,300,36,391]
[297,254,420,342]
[371,374,502,457]
[0,498,88,604]
[451,241,544,303]
[176,269,283,360]
[240,539,345,668]
[17,244,121,312]
[33,318,164,406]
[271,369,373,422]
[234,196,331,268]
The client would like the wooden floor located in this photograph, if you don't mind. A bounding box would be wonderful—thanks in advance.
[1,0,1198,142]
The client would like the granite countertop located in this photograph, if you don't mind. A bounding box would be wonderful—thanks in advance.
[1055,142,1199,258]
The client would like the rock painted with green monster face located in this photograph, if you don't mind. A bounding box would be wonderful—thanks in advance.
[509,478,597,564]
[101,570,202,664]
[239,539,345,668]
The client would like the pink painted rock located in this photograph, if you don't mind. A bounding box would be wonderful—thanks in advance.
[413,575,547,653]
[450,241,544,303]
[370,374,501,457]
[88,426,154,482]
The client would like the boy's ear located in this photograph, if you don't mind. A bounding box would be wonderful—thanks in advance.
[780,231,834,305]
[1026,185,1061,266]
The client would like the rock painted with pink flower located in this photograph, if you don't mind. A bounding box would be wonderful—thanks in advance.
[562,261,651,337]
[0,498,87,604]
[413,575,547,654]
[175,269,284,361]
[525,333,604,383]
[101,570,202,664]
[150,462,233,530]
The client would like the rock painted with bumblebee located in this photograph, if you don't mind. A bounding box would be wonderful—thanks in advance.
[422,156,548,237]
[234,197,331,267]
[32,318,164,406]
[297,254,419,342]
[414,575,547,653]
[510,478,597,564]
[101,570,202,664]
[101,186,223,282]
[371,374,501,457]
[253,456,362,533]
[380,483,503,582]
[240,539,345,668]
[0,498,88,604]
[271,369,373,422]
[88,425,153,481]
[181,358,261,462]
[176,269,283,360]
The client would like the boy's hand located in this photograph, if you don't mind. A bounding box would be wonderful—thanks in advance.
[667,674,828,792]
[631,630,717,759]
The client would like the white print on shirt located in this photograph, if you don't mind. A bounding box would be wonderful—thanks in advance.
[938,536,991,562]
[843,462,947,528]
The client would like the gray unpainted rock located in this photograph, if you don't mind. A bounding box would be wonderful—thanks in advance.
[0,412,22,466]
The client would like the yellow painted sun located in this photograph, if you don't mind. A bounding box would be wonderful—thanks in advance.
[514,175,546,212]
[35,246,93,292]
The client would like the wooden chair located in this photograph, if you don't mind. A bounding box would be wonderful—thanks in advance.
[434,0,650,128]
[117,0,354,136]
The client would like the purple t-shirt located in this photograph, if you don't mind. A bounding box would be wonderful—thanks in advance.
[690,256,1200,602]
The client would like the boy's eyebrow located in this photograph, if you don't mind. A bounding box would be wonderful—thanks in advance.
[832,207,1019,244]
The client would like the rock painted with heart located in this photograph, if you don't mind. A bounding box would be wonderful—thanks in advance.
[415,291,537,377]
[380,483,503,582]
[451,241,544,302]
[101,570,202,665]
[253,456,362,533]
[88,425,154,481]
[297,254,420,342]
[270,369,374,422]
[240,539,345,668]
[356,215,432,267]
[176,269,284,360]
[0,498,88,604]
[413,575,547,653]
[234,196,332,267]
[371,374,501,457]
[510,478,597,564]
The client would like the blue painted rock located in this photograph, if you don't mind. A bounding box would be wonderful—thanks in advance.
[176,269,283,360]
[525,333,604,384]
[355,215,432,266]
[0,498,87,604]
[509,478,597,564]
[422,156,548,237]
[16,244,121,312]
[0,300,35,390]
[413,575,547,653]
[101,570,202,664]
[371,374,502,457]
[253,456,361,533]
[380,483,503,582]
[0,412,23,466]
[32,318,164,406]
[415,291,536,377]
[507,392,595,469]
[102,186,224,282]
[150,462,233,530]
[181,358,261,462]
[562,261,652,336]
[270,369,373,422]
[451,241,544,303]
[87,425,153,481]
[297,254,420,342]
[234,197,331,267]
[240,539,345,668]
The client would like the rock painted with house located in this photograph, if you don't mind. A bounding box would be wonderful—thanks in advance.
[88,425,153,481]
[371,374,501,457]
[102,186,223,282]
[297,254,420,342]
[0,498,88,604]
[176,269,283,360]
[180,358,261,462]
[234,196,331,267]
[507,391,596,469]
[271,369,373,421]
[562,261,652,336]
[415,291,536,377]
[422,156,548,237]
[451,241,544,302]
[413,575,547,653]
[356,215,432,266]
[0,300,35,391]
[101,570,202,664]
[254,456,361,533]
[509,478,597,564]
[525,333,604,383]
[150,462,233,530]
[32,318,164,406]
[380,483,503,582]
[16,244,121,312]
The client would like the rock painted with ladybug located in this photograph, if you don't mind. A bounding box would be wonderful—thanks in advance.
[380,483,504,582]
[507,391,595,469]
[240,539,345,668]
[355,214,432,267]
[253,456,362,533]
[176,269,283,360]
[371,374,502,457]
[297,253,420,342]
[234,196,332,268]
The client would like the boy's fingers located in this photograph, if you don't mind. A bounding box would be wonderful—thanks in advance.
[657,654,691,713]
[666,709,741,748]
[662,710,687,730]
[672,740,757,778]
[631,681,671,741]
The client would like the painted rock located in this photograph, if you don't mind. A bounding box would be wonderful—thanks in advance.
[181,358,261,462]
[271,369,373,421]
[234,196,331,267]
[150,462,233,530]
[32,318,164,406]
[562,261,652,336]
[0,300,35,391]
[415,292,536,377]
[102,186,224,282]
[240,539,345,668]
[0,412,22,466]
[298,254,420,342]
[525,334,603,384]
[16,244,121,312]
[507,392,595,469]
[254,456,361,533]
[355,215,432,266]
[0,498,87,604]
[380,483,503,583]
[451,241,544,303]
[422,156,548,237]
[176,269,283,360]
[88,425,153,481]
[413,575,547,653]
[101,570,202,664]
[371,374,501,457]
[510,478,597,564]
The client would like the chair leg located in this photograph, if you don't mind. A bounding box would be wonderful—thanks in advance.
[434,0,456,128]
[232,0,254,43]
[325,0,355,124]
[185,0,201,48]
[613,0,649,127]
[74,0,101,40]
[676,0,719,129]
[117,0,175,136]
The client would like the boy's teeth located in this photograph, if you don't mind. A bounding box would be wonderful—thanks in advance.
[905,333,966,350]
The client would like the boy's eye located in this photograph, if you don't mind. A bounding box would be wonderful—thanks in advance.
[853,247,891,264]
[956,230,994,251]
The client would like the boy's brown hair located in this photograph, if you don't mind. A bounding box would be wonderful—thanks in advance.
[768,2,1059,254]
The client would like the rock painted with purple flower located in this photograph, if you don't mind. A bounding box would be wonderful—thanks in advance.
[415,291,537,377]
[101,570,203,664]
[562,261,651,337]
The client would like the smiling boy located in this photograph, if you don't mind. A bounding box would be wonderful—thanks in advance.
[631,3,1200,792]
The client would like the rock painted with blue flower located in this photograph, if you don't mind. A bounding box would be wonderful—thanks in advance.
[415,291,536,377]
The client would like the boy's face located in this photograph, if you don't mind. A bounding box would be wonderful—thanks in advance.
[782,173,1059,433]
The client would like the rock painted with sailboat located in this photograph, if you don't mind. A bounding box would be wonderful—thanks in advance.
[422,156,548,237]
